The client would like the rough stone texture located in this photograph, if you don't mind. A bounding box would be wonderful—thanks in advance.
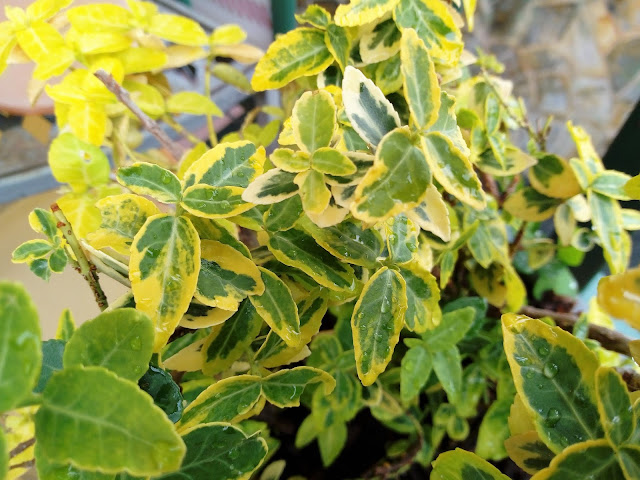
[469,0,640,157]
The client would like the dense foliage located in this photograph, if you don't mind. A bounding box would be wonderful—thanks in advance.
[2,0,640,479]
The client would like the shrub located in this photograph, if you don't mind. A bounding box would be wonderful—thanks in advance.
[2,0,640,479]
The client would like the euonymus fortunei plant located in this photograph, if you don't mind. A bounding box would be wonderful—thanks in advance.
[2,0,640,478]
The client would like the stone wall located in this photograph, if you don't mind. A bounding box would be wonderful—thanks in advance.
[466,0,640,157]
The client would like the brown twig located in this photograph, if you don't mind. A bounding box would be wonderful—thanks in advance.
[477,169,500,202]
[9,460,35,470]
[51,203,108,311]
[519,305,631,357]
[93,69,185,163]
[9,438,35,458]
[618,369,640,392]
[499,174,520,207]
[509,222,527,258]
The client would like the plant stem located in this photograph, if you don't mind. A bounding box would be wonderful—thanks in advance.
[9,460,35,470]
[477,169,500,202]
[93,69,185,163]
[519,305,631,357]
[9,438,35,459]
[509,221,527,258]
[51,203,108,311]
[481,69,547,150]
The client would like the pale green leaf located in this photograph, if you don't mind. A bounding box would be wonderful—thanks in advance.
[35,367,185,476]
[0,282,41,411]
[63,308,153,381]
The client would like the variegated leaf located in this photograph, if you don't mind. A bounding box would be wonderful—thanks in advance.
[342,66,400,146]
[250,268,301,347]
[352,267,407,386]
[195,240,264,311]
[352,127,431,222]
[130,214,201,351]
[252,28,333,90]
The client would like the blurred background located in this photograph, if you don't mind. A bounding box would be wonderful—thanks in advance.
[1,0,639,338]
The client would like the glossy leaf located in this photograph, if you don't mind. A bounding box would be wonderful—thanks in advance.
[529,154,581,199]
[503,431,554,475]
[267,228,357,292]
[11,239,52,264]
[183,141,264,189]
[352,267,407,386]
[296,169,331,214]
[502,314,603,453]
[407,184,451,241]
[325,24,351,71]
[292,90,336,153]
[138,365,184,423]
[299,216,383,268]
[254,289,327,368]
[242,169,299,205]
[262,366,335,408]
[400,344,432,403]
[342,66,400,146]
[353,127,430,222]
[0,282,41,412]
[195,239,264,311]
[250,268,301,347]
[595,366,633,445]
[393,0,463,66]
[618,446,640,480]
[116,163,181,204]
[155,423,267,480]
[178,375,263,430]
[360,18,401,64]
[88,194,160,256]
[400,28,440,129]
[399,262,440,332]
[130,214,201,352]
[431,448,510,480]
[252,28,333,90]
[532,440,624,480]
[334,0,400,27]
[421,132,485,209]
[35,367,185,476]
[264,196,304,232]
[311,148,356,176]
[295,4,331,28]
[201,299,263,375]
[589,190,627,274]
[182,185,254,219]
[63,308,153,381]
[503,187,560,222]
[270,148,310,173]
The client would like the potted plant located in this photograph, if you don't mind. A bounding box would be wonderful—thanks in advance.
[2,0,640,479]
